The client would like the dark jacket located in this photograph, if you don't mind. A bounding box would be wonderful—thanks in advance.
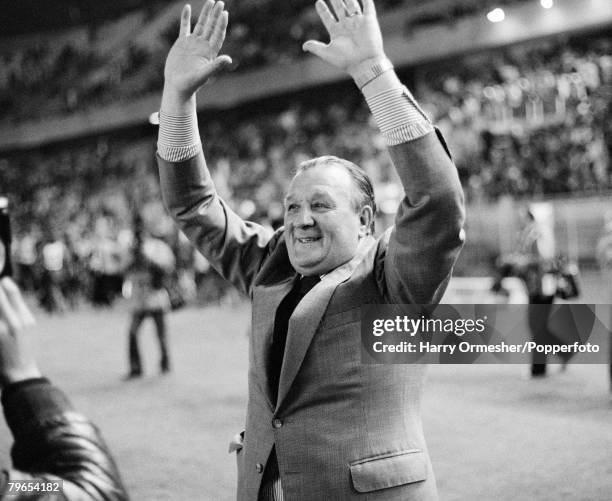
[0,378,129,500]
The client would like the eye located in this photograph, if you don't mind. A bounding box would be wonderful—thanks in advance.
[286,203,299,212]
[311,201,329,210]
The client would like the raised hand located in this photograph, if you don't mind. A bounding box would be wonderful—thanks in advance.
[0,277,39,388]
[302,0,385,76]
[164,1,231,99]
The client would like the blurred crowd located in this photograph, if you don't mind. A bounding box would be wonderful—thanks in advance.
[9,197,238,313]
[3,33,609,203]
[1,137,236,311]
[1,18,611,308]
[421,35,612,200]
[0,0,532,122]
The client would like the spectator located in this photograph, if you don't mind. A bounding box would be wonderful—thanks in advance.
[0,276,129,500]
[123,216,174,379]
[39,228,68,314]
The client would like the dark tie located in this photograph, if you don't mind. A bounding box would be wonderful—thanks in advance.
[268,274,320,405]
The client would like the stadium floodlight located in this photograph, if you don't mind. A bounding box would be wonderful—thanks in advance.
[486,8,506,23]
[540,0,554,8]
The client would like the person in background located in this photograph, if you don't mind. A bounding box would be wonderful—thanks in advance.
[39,227,68,314]
[123,215,174,379]
[595,210,612,392]
[90,214,125,307]
[500,206,572,377]
[13,226,39,293]
[0,275,129,500]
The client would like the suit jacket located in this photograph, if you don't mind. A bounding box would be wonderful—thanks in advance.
[158,129,465,500]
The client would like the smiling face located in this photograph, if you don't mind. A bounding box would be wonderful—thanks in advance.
[284,163,372,277]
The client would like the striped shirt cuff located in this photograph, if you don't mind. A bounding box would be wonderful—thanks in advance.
[365,85,434,146]
[157,111,202,162]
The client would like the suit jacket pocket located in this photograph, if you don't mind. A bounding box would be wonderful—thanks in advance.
[349,449,427,493]
[320,306,362,330]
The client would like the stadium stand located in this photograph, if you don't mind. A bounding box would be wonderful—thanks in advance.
[0,0,583,124]
[0,0,611,305]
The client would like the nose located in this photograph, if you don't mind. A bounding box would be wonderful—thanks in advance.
[295,206,315,227]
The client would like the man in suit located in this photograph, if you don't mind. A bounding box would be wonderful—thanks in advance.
[156,1,464,499]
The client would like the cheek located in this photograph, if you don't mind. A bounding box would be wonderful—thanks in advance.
[324,217,359,244]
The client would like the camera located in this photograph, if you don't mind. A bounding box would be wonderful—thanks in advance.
[0,196,12,278]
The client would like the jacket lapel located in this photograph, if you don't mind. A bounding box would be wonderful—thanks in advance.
[275,236,376,410]
[251,238,297,409]
[251,276,296,409]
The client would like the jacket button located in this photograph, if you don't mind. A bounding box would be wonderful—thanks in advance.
[272,418,283,429]
[256,463,264,474]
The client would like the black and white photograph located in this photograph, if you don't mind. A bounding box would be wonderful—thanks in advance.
[0,0,611,499]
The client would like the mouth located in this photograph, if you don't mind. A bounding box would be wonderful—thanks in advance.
[295,236,321,244]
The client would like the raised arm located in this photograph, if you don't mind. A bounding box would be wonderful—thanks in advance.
[304,0,465,304]
[0,277,128,500]
[157,2,274,295]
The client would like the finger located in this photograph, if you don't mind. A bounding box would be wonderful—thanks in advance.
[202,1,224,40]
[199,55,232,84]
[303,40,328,59]
[193,0,214,36]
[0,284,21,333]
[179,4,192,37]
[192,55,232,88]
[330,0,346,20]
[315,0,337,33]
[210,10,228,53]
[344,0,362,16]
[1,278,35,327]
[213,55,233,70]
[361,0,375,15]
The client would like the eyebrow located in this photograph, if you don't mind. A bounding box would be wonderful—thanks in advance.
[284,189,334,205]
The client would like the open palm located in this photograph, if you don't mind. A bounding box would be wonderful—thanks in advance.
[303,0,384,73]
[164,1,231,97]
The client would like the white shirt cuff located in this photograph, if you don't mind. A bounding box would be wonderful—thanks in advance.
[157,111,202,162]
[362,72,434,146]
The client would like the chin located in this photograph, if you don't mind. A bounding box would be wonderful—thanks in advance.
[294,262,320,274]
[291,257,324,275]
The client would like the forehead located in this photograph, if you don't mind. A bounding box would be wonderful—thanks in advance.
[286,164,354,200]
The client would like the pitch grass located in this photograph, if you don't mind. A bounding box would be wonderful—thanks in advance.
[0,271,610,500]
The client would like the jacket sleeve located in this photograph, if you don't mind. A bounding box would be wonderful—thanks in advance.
[157,152,275,296]
[382,128,465,305]
[0,378,128,501]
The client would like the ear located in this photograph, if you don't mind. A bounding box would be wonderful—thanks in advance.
[358,205,374,237]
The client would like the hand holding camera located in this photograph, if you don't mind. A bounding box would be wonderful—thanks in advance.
[0,198,40,387]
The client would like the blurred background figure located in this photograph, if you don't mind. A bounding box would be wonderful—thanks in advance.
[495,203,576,377]
[39,227,68,314]
[122,214,174,379]
[13,225,39,294]
[90,213,126,307]
[596,210,612,275]
[596,210,612,391]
